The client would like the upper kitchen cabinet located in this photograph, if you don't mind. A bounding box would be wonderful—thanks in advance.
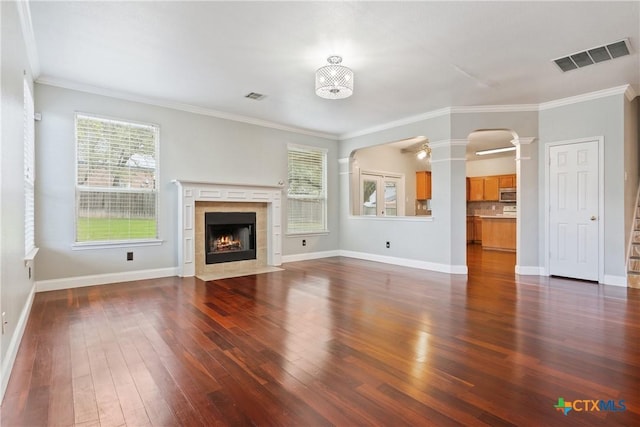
[469,177,484,201]
[469,176,500,201]
[484,176,500,201]
[416,171,432,200]
[499,174,516,188]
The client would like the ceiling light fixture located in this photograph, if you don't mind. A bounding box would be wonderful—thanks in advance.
[475,146,516,156]
[416,141,431,160]
[315,56,354,99]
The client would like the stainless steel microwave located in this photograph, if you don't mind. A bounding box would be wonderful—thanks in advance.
[499,188,517,203]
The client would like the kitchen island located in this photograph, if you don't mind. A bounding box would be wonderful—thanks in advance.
[479,215,516,251]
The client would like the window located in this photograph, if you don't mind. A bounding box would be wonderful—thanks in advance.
[75,114,159,243]
[24,79,35,255]
[287,145,327,234]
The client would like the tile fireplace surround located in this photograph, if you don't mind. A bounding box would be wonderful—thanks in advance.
[173,180,283,277]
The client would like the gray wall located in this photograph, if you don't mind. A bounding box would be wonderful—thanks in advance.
[34,84,338,281]
[624,97,639,256]
[339,115,459,268]
[538,94,626,279]
[338,110,543,271]
[0,0,36,394]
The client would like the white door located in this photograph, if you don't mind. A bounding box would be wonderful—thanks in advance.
[360,172,404,216]
[549,141,599,281]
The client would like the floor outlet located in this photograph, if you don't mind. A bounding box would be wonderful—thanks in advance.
[386,241,390,248]
[302,239,306,246]
[127,252,134,261]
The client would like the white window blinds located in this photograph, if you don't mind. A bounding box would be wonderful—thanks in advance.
[24,79,35,255]
[75,114,159,242]
[287,145,327,234]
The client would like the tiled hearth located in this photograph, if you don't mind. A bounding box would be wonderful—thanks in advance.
[195,201,266,277]
[173,180,282,277]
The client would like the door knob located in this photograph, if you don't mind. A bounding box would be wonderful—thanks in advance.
[590,216,597,221]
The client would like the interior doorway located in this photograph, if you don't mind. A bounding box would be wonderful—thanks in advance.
[465,129,518,272]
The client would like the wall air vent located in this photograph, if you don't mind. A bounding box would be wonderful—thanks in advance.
[553,38,632,72]
[245,92,266,100]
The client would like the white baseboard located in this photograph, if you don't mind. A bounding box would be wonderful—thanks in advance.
[1,283,36,402]
[282,249,467,274]
[281,250,341,263]
[515,265,544,275]
[35,267,179,292]
[603,275,627,287]
[339,250,468,275]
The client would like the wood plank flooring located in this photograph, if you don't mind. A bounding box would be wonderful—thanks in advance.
[2,246,640,426]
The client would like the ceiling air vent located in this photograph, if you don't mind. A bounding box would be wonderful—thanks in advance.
[245,92,266,100]
[553,38,632,72]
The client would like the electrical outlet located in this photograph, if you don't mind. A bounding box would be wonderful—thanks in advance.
[386,241,390,248]
[127,252,133,261]
[302,239,306,246]
[2,312,6,334]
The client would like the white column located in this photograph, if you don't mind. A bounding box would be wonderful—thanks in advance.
[513,137,540,275]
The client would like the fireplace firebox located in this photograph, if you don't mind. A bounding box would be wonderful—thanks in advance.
[205,212,256,264]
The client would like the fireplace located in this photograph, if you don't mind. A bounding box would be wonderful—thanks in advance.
[173,180,282,278]
[205,212,256,264]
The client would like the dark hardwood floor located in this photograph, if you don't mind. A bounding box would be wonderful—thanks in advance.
[2,246,640,426]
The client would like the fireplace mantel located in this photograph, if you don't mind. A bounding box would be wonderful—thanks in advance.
[173,180,282,277]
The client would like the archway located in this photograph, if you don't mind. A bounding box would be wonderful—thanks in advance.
[465,129,518,274]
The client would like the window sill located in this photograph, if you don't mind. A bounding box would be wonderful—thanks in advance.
[24,247,39,266]
[72,239,164,251]
[286,231,330,237]
[348,215,434,222]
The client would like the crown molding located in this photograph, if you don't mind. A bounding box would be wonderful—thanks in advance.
[35,72,633,141]
[16,0,40,78]
[512,137,537,146]
[35,77,339,141]
[539,85,632,111]
[340,85,632,141]
[449,104,539,114]
[339,108,451,140]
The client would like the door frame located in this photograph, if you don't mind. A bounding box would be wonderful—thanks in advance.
[359,170,405,217]
[543,136,604,283]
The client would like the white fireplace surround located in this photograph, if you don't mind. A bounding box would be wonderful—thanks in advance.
[173,180,282,277]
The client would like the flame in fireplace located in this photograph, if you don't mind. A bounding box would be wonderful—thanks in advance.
[212,234,242,252]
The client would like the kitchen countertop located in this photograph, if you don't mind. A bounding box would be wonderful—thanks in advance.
[478,214,517,219]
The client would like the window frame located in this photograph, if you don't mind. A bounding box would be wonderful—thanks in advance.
[24,78,37,258]
[286,144,329,235]
[73,112,162,249]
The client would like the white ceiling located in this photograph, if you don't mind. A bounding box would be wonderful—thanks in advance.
[27,1,640,139]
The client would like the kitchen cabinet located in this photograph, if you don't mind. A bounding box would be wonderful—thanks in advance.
[481,217,516,251]
[416,171,432,200]
[473,216,482,243]
[484,176,500,201]
[468,174,514,201]
[467,216,474,242]
[466,178,470,201]
[469,178,484,201]
[499,174,516,188]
